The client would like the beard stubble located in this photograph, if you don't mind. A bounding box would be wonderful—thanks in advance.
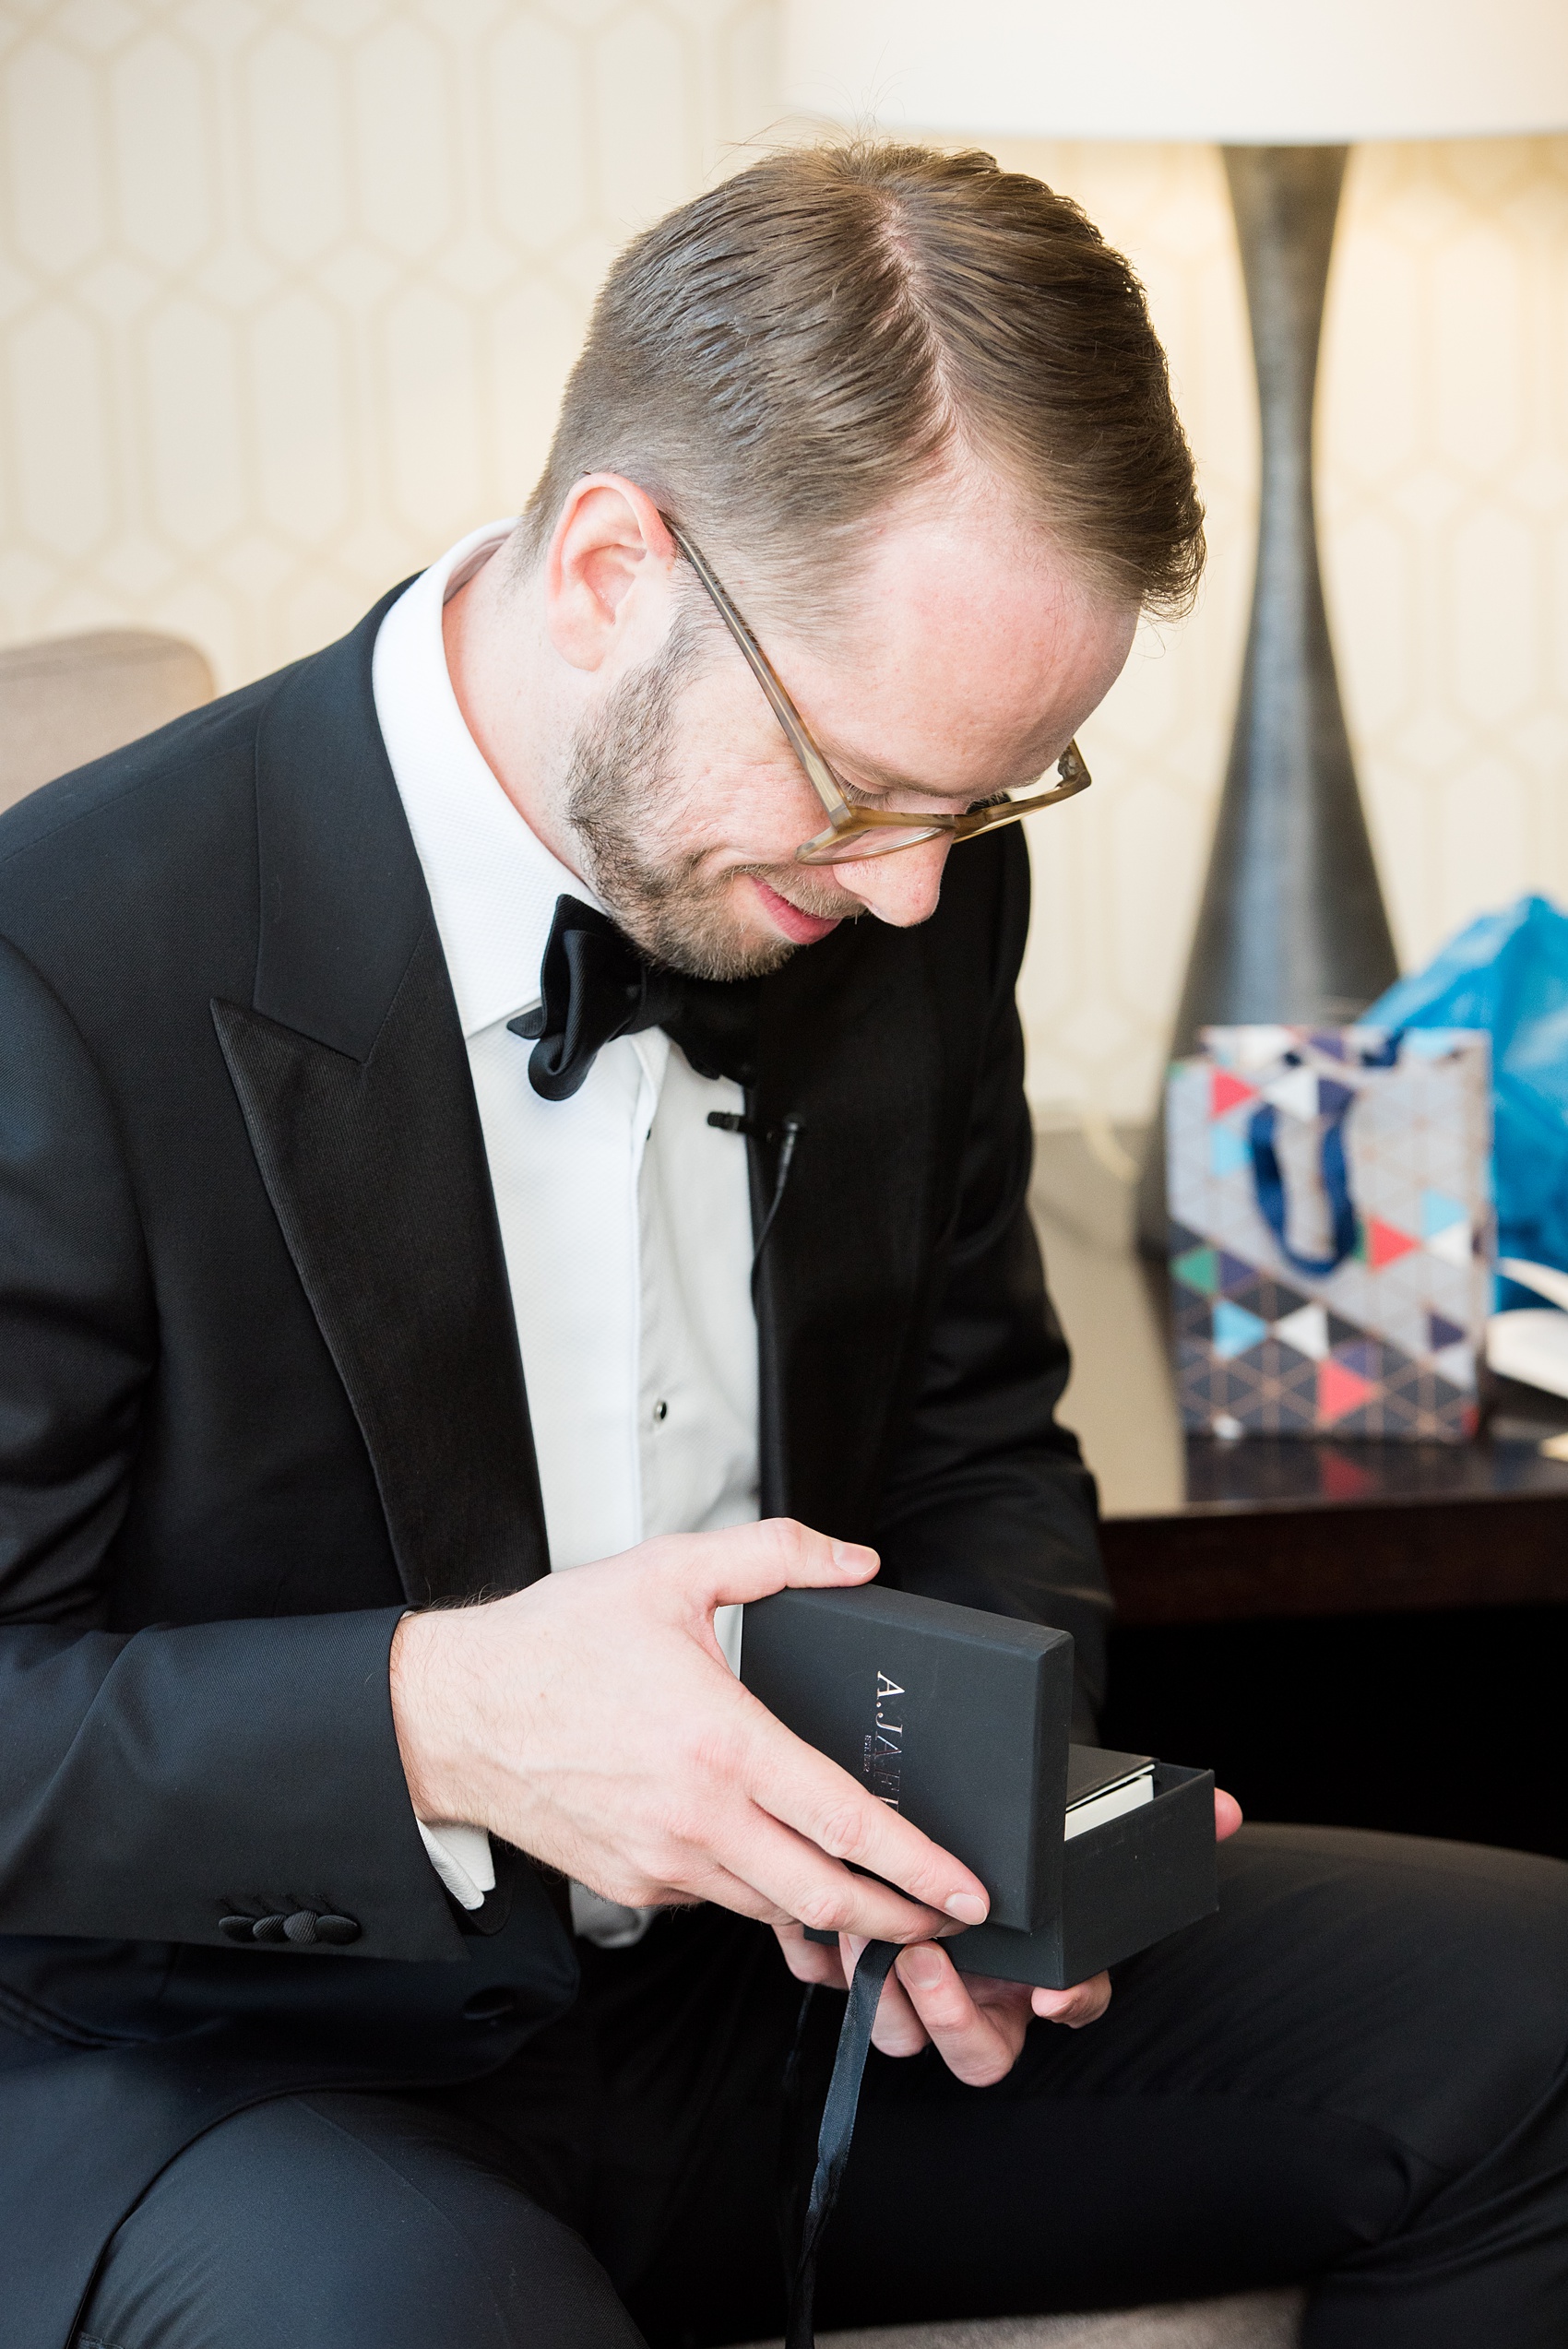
[562,623,861,981]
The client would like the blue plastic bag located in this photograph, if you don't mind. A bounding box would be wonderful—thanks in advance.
[1366,896,1568,1287]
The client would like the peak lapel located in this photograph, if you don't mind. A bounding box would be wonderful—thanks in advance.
[216,598,549,1608]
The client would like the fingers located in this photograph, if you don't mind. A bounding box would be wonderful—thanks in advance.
[713,1791,964,1945]
[660,1856,795,1928]
[570,1834,796,1928]
[836,1935,933,2059]
[585,1769,956,1946]
[652,1520,991,1934]
[1215,1787,1243,1841]
[668,1517,879,1612]
[890,1942,1032,2085]
[840,1934,937,2061]
[737,1708,990,1927]
[1030,1971,1111,2029]
[774,1922,848,1990]
[850,1940,1110,2080]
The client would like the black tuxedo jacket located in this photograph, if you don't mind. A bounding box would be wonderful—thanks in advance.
[0,593,1107,2345]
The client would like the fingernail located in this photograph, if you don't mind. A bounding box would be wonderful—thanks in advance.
[897,1945,943,1988]
[829,1542,878,1572]
[944,1892,988,1925]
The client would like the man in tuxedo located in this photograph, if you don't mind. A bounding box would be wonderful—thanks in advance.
[2,141,1565,2349]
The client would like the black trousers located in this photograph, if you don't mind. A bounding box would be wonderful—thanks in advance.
[76,1827,1568,2349]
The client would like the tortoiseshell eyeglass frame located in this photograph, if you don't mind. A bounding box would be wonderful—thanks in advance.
[664,515,1091,866]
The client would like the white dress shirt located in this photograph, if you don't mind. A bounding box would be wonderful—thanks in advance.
[372,521,760,1940]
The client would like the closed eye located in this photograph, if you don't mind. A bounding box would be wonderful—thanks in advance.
[836,774,988,816]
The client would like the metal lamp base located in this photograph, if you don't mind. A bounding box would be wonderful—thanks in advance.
[1136,145,1399,1252]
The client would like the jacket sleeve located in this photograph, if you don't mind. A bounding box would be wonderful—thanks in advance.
[0,935,467,1960]
[872,841,1112,1734]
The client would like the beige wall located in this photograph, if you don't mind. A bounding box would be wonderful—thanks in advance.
[2,5,1564,1122]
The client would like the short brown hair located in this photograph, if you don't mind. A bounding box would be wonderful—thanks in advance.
[520,140,1205,623]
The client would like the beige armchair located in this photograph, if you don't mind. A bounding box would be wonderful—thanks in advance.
[770,2294,1304,2349]
[0,627,215,816]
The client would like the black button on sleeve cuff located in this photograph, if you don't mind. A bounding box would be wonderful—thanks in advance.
[216,1908,362,1948]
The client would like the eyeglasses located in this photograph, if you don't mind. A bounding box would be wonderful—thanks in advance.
[664,516,1091,867]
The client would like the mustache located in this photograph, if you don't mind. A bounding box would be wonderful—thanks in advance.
[739,863,864,922]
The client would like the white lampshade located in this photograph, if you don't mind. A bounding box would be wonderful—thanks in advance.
[783,0,1568,145]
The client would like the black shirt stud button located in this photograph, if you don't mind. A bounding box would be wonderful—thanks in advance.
[251,1915,289,1943]
[315,1914,362,1946]
[283,1910,319,1946]
[218,1916,254,1943]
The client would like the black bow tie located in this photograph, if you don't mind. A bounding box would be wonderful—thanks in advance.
[508,896,759,1102]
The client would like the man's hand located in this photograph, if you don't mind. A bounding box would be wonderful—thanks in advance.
[775,1927,1111,2087]
[773,1786,1246,2087]
[389,1519,991,1947]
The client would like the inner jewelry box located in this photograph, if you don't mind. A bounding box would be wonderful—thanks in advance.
[739,1583,1218,1990]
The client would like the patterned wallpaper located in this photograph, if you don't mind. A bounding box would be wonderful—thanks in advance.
[1,3,1564,1122]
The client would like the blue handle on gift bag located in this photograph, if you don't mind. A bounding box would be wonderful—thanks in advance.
[1248,1094,1360,1277]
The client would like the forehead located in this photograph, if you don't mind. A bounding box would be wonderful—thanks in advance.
[768,492,1137,788]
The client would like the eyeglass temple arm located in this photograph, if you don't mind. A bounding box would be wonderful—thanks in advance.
[667,516,1088,825]
[663,517,852,824]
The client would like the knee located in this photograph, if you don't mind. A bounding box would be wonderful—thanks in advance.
[1300,1830,1568,2150]
[81,2094,641,2349]
[1451,1845,1568,2100]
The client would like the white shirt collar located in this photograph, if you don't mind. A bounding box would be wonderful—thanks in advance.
[371,518,600,1041]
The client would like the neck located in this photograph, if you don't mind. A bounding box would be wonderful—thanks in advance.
[441,545,590,884]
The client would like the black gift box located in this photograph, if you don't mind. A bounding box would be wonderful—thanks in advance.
[740,1584,1217,1989]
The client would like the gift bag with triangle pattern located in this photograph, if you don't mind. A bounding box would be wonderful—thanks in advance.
[1166,1026,1493,1441]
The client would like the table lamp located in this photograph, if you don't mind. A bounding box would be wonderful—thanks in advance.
[783,1,1568,1245]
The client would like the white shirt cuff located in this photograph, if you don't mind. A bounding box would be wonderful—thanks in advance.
[416,1818,495,1912]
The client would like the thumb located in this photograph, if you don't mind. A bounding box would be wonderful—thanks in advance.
[676,1517,879,1610]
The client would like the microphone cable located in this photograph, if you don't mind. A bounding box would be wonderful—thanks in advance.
[706,1110,803,1278]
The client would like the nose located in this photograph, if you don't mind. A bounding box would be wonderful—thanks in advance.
[835,836,952,927]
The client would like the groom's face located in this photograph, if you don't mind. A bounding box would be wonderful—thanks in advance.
[563,491,1139,983]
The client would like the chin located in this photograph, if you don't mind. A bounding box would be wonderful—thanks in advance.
[596,869,831,985]
[688,929,799,984]
[628,907,797,985]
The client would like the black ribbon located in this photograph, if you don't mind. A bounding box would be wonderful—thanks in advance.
[508,896,758,1100]
[785,1939,898,2349]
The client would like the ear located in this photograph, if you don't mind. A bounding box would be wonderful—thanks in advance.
[544,474,679,673]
